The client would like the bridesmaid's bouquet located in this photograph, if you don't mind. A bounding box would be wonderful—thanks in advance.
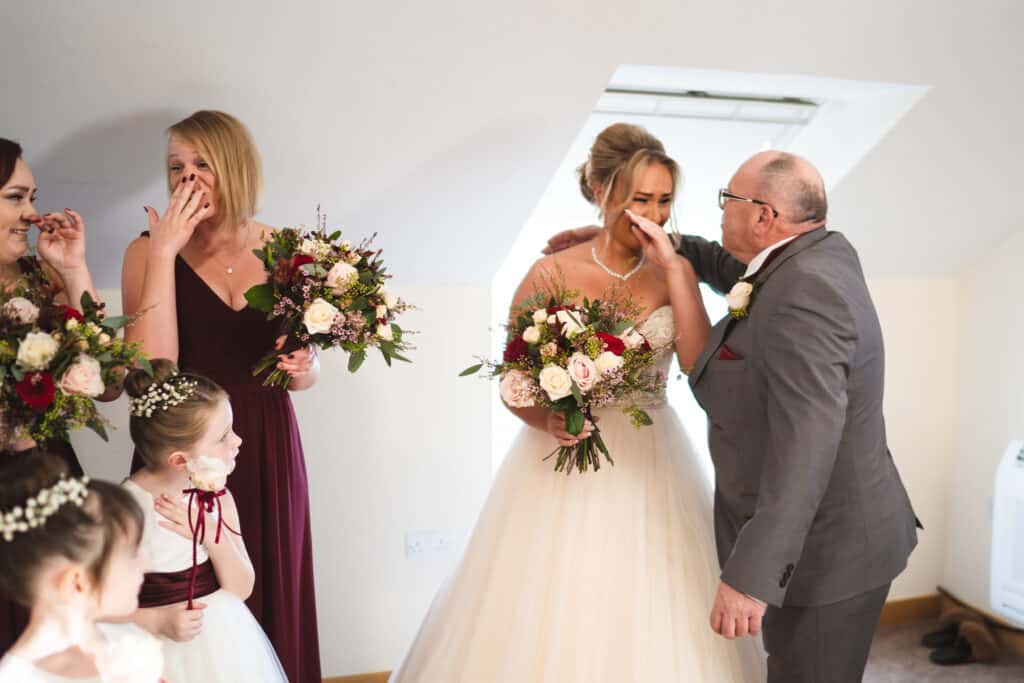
[461,280,667,474]
[244,214,413,388]
[0,267,149,444]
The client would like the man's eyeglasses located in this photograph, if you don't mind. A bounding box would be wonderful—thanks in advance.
[718,188,779,218]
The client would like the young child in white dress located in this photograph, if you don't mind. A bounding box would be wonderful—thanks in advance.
[0,453,165,683]
[115,360,285,683]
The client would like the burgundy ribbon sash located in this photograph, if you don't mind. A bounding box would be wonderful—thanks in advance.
[183,487,240,609]
[139,560,220,608]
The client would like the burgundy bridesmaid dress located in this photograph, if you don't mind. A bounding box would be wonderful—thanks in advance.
[130,239,321,682]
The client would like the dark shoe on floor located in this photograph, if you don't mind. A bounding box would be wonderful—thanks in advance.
[921,622,959,649]
[929,637,975,666]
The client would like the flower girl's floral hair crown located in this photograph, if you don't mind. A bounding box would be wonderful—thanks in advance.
[125,360,229,469]
[128,370,200,418]
[0,454,145,607]
[1,474,89,542]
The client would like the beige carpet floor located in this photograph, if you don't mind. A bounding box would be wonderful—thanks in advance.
[865,619,1024,682]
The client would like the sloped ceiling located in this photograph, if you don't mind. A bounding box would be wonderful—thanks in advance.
[4,0,1021,286]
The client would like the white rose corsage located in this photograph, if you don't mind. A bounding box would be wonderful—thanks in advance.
[725,281,755,319]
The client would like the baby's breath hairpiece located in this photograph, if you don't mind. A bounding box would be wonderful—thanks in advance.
[1,475,91,542]
[129,370,199,418]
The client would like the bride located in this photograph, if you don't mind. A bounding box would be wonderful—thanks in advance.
[390,123,766,682]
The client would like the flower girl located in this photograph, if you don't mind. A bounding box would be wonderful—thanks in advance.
[0,453,165,682]
[115,359,285,682]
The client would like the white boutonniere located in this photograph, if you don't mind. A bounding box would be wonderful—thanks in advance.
[726,281,755,319]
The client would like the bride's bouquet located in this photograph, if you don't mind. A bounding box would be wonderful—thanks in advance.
[244,212,413,388]
[0,266,149,444]
[462,279,667,474]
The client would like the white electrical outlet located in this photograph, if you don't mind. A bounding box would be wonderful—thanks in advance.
[405,530,455,560]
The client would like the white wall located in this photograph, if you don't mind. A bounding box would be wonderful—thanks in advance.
[943,229,1024,611]
[867,278,959,599]
[292,284,493,675]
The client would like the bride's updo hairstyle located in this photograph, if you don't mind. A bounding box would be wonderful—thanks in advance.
[577,123,681,220]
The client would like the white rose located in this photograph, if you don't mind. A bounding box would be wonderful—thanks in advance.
[187,455,231,492]
[555,310,584,339]
[595,351,624,375]
[547,314,557,325]
[325,262,359,295]
[532,309,548,325]
[16,331,59,370]
[567,353,598,393]
[85,322,102,337]
[2,297,39,325]
[499,369,535,408]
[98,333,111,345]
[58,354,105,398]
[347,251,362,265]
[726,281,754,312]
[66,318,80,331]
[620,327,645,349]
[377,323,394,341]
[538,365,573,401]
[380,289,399,309]
[303,298,339,335]
[375,304,389,320]
[522,326,541,344]
[298,238,328,258]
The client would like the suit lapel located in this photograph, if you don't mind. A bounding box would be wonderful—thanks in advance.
[689,228,832,389]
[689,315,733,386]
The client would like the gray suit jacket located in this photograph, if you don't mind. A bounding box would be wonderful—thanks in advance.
[678,229,919,607]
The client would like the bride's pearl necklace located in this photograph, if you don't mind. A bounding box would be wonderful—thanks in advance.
[591,245,646,281]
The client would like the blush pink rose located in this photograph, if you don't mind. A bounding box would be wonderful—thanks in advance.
[567,353,598,393]
[58,354,105,398]
[499,369,536,408]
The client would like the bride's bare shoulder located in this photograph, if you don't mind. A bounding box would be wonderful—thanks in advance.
[522,247,584,286]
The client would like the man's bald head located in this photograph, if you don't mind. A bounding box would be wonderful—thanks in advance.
[743,151,828,227]
[719,151,828,262]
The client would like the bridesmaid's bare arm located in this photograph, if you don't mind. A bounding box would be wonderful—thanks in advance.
[122,234,180,362]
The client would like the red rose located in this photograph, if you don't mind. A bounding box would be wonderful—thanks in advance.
[595,332,625,356]
[60,306,85,323]
[15,372,56,411]
[290,254,315,274]
[503,336,528,363]
[546,305,572,314]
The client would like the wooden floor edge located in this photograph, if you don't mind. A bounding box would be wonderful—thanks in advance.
[323,673,390,683]
[878,592,942,626]
[325,592,1019,680]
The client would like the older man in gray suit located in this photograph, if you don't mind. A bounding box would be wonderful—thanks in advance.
[674,151,919,682]
[548,151,919,682]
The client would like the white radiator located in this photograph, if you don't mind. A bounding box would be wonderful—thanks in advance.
[991,439,1024,628]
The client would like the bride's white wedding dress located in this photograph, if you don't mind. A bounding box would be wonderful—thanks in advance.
[390,306,766,682]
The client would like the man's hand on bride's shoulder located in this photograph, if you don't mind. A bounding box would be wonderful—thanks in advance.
[542,225,601,255]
